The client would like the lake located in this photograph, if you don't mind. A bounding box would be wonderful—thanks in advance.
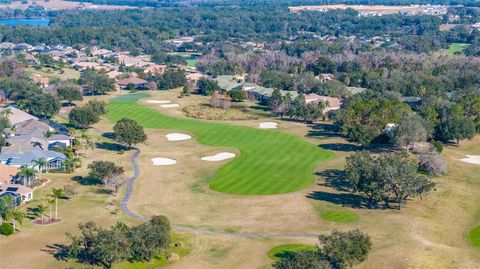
[0,18,50,26]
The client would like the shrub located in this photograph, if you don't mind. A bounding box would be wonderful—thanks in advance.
[0,223,14,236]
[419,152,447,176]
[228,90,246,102]
[183,104,257,121]
[431,140,443,153]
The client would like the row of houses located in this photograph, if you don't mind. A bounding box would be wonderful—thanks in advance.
[0,107,72,206]
[214,75,342,113]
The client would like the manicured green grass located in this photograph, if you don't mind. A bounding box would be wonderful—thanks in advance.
[267,244,318,260]
[468,226,480,248]
[106,93,334,195]
[322,211,359,223]
[443,43,470,55]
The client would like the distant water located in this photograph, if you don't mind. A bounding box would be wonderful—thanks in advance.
[0,18,50,26]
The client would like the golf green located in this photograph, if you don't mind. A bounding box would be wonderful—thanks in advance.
[469,226,480,248]
[107,93,334,195]
[267,244,318,260]
[322,211,359,223]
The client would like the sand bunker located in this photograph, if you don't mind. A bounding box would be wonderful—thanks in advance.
[160,104,180,108]
[201,152,236,162]
[258,122,278,129]
[166,133,192,141]
[151,158,177,166]
[460,155,480,165]
[147,100,171,104]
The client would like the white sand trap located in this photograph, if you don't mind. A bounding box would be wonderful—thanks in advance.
[147,100,171,104]
[151,158,177,166]
[258,122,278,129]
[166,133,192,141]
[460,155,480,165]
[201,152,236,162]
[160,104,180,108]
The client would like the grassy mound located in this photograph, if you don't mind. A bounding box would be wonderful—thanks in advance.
[107,93,334,195]
[322,211,359,223]
[267,244,318,261]
[183,104,257,120]
[469,226,480,248]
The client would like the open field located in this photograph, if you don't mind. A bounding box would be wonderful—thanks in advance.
[443,43,470,55]
[0,0,137,10]
[106,93,335,195]
[26,67,80,81]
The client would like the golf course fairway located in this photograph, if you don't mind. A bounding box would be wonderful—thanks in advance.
[107,93,334,195]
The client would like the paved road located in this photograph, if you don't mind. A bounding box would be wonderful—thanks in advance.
[120,147,319,239]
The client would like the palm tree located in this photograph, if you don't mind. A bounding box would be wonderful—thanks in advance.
[6,207,26,232]
[46,197,54,222]
[17,166,36,187]
[49,188,64,221]
[32,158,47,175]
[37,204,47,224]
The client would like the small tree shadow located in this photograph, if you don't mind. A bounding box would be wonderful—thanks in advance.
[307,123,344,139]
[26,207,40,220]
[72,175,102,185]
[42,243,70,261]
[95,142,127,152]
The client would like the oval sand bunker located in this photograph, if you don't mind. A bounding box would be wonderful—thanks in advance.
[259,122,278,129]
[166,133,192,141]
[147,100,171,104]
[460,155,480,165]
[161,104,180,108]
[201,152,236,162]
[151,158,177,166]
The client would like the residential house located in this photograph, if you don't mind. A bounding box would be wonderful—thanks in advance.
[14,43,33,52]
[315,73,335,82]
[116,77,148,90]
[144,64,166,75]
[0,148,67,172]
[0,106,39,125]
[25,54,39,65]
[0,42,15,50]
[0,163,19,185]
[47,134,72,150]
[0,183,33,206]
[0,163,34,205]
[32,75,50,88]
[214,75,298,103]
[304,93,342,113]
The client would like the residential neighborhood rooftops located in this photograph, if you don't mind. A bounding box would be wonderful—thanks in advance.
[0,148,66,168]
[0,106,38,125]
[0,163,19,182]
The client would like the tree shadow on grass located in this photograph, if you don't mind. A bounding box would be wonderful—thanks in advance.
[307,123,344,139]
[306,191,369,209]
[95,142,128,152]
[42,243,69,261]
[26,207,40,220]
[72,175,102,185]
[319,143,363,152]
[316,169,351,192]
